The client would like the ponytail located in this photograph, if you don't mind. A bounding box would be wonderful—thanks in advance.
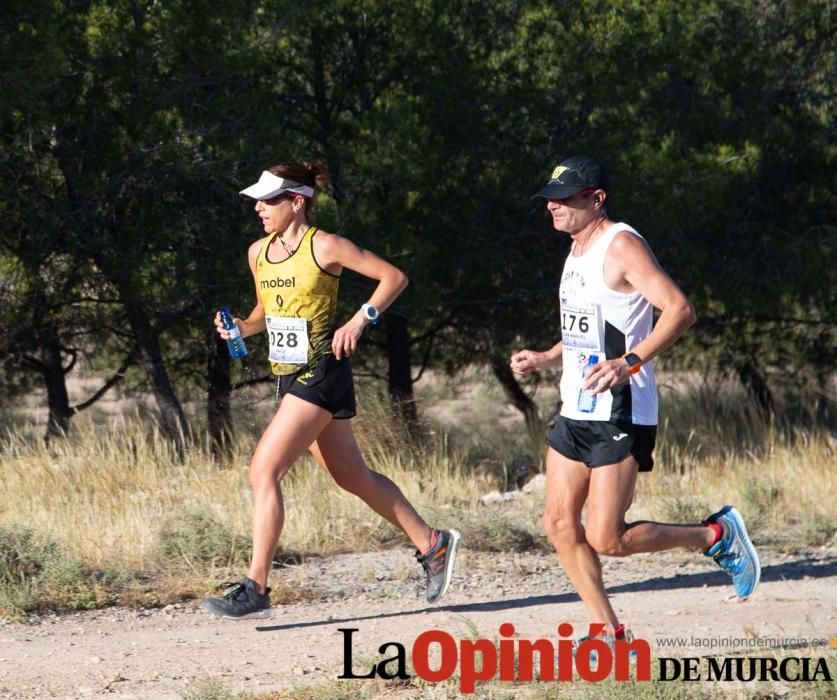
[268,161,330,192]
[267,161,330,217]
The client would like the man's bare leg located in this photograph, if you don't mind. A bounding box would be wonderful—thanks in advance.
[542,448,618,627]
[543,448,717,631]
[584,457,715,557]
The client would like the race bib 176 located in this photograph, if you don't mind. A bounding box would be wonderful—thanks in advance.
[560,302,602,351]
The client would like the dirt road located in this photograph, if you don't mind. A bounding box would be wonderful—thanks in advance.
[1,546,835,699]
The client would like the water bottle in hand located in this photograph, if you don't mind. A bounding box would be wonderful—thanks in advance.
[220,306,248,359]
[577,354,599,413]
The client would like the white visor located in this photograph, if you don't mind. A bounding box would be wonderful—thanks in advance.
[239,171,314,199]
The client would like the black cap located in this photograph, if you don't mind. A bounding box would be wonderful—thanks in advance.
[532,155,607,199]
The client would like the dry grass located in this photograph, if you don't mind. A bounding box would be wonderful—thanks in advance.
[0,408,476,573]
[632,379,835,548]
[636,437,835,548]
[0,372,834,616]
[1,414,252,571]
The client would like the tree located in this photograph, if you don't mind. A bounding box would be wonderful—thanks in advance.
[0,0,138,437]
[2,0,832,445]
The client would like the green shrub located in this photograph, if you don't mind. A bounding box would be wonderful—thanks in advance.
[178,677,254,700]
[655,495,711,525]
[459,512,546,553]
[0,524,86,617]
[156,507,249,569]
[740,477,783,534]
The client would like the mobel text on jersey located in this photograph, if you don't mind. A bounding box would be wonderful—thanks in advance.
[260,276,296,289]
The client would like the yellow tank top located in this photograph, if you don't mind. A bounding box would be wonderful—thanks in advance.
[255,226,340,376]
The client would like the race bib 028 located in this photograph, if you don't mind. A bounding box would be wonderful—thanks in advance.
[266,316,309,364]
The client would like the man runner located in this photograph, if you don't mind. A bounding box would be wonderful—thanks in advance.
[510,155,760,645]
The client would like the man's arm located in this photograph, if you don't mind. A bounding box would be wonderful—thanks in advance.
[510,340,563,376]
[586,232,696,392]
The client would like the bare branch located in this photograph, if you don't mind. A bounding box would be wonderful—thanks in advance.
[71,351,137,413]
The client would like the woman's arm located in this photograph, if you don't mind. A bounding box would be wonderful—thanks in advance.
[213,239,267,340]
[313,232,408,359]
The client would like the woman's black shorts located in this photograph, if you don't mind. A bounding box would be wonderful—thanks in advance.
[275,353,356,419]
[547,416,657,472]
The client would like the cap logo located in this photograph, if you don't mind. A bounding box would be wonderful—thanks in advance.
[550,165,568,180]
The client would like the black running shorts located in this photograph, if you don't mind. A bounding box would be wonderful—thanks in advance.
[275,353,356,419]
[547,416,657,472]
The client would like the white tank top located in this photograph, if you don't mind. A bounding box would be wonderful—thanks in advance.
[558,222,658,425]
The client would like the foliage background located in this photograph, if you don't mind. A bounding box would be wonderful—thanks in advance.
[0,0,833,440]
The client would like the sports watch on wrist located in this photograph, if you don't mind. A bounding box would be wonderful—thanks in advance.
[623,352,643,374]
[361,303,380,325]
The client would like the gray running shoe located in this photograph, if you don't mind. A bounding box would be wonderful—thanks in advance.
[415,528,461,604]
[704,505,760,599]
[201,577,272,619]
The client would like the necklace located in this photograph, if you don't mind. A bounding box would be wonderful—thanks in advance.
[279,236,298,257]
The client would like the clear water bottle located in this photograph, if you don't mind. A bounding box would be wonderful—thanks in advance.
[577,354,599,413]
[220,306,248,359]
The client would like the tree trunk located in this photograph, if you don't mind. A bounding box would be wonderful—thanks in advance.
[41,321,72,440]
[123,299,193,449]
[384,313,420,438]
[490,356,546,459]
[92,244,192,449]
[737,357,775,419]
[206,333,233,460]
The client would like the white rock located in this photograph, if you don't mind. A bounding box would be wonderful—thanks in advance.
[522,473,546,493]
[479,490,504,504]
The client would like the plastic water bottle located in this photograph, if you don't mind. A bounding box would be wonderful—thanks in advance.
[220,306,248,359]
[577,354,599,413]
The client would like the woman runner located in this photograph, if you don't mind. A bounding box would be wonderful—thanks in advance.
[203,162,460,618]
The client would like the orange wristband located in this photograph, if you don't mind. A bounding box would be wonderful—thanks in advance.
[622,353,642,375]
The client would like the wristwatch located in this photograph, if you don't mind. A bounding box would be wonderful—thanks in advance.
[623,352,643,375]
[361,303,380,325]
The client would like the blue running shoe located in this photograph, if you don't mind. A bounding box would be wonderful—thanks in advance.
[572,627,637,668]
[704,505,760,599]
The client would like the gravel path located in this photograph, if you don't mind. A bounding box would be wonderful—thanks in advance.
[1,544,835,699]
